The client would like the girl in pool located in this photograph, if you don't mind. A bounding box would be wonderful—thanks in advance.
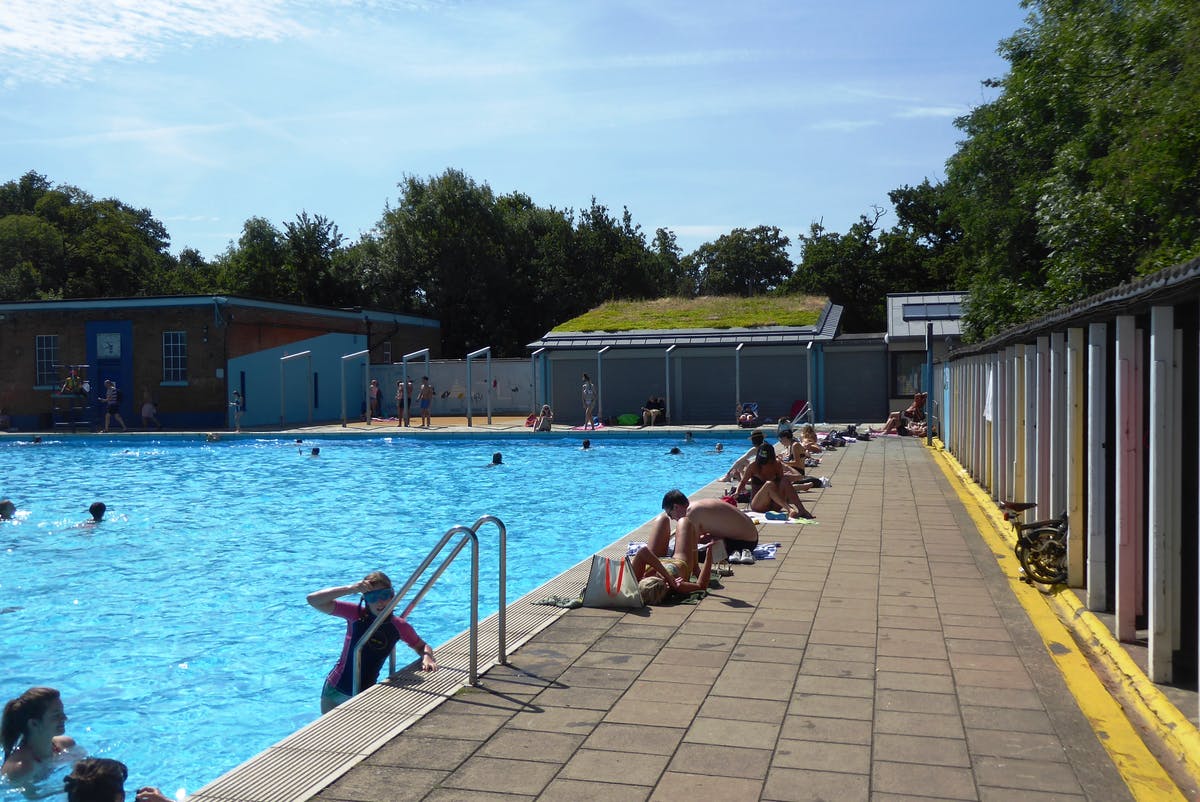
[307,571,438,712]
[1,686,77,783]
[63,757,171,802]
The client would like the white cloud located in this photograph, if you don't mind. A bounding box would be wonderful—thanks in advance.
[0,0,306,84]
[894,105,966,119]
[806,119,881,132]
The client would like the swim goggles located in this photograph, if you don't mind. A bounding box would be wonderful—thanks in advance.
[363,587,395,604]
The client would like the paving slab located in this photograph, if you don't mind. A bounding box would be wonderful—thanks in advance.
[197,435,1195,801]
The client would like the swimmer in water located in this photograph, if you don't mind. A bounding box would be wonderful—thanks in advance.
[88,502,106,522]
[0,499,15,520]
[1,687,76,783]
[63,757,172,802]
[487,452,503,467]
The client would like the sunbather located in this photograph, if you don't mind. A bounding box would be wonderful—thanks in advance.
[736,445,815,520]
[632,543,712,605]
[777,430,825,490]
[659,489,760,574]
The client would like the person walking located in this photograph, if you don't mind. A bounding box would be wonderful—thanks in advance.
[101,380,126,433]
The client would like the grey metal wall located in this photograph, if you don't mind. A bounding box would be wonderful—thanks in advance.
[549,347,814,425]
[823,346,888,423]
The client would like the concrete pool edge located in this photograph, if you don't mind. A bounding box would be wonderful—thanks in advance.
[188,483,710,802]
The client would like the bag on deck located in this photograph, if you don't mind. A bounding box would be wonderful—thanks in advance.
[581,554,643,609]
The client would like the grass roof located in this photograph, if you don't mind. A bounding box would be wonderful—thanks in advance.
[553,294,826,333]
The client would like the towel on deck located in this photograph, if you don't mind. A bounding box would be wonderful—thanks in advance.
[627,540,781,560]
[747,511,818,525]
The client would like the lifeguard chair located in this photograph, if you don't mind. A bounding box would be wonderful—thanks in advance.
[51,364,96,432]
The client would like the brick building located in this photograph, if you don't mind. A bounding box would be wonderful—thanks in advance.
[0,296,440,432]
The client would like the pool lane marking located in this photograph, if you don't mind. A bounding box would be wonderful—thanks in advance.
[926,440,1189,802]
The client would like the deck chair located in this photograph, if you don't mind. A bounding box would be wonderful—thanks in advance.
[786,399,811,426]
[737,402,761,428]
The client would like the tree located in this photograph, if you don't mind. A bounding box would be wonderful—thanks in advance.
[284,211,346,305]
[945,0,1200,340]
[214,217,288,299]
[684,225,793,296]
[0,214,63,300]
[786,211,887,332]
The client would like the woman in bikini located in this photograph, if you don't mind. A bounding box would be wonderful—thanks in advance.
[736,444,814,519]
[1,686,77,783]
[631,543,713,605]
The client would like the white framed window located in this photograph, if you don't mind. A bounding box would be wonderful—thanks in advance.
[35,335,58,386]
[163,331,188,383]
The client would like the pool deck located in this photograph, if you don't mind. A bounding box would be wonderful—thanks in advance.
[165,423,1198,800]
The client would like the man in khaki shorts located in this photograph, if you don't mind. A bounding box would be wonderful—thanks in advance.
[650,489,760,578]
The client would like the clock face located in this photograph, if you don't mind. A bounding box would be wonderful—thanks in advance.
[97,332,121,359]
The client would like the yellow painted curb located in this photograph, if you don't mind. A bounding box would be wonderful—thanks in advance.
[926,440,1191,802]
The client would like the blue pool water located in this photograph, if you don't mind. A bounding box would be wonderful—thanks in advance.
[0,433,730,798]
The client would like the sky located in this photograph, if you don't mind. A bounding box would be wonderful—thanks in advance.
[0,0,1031,262]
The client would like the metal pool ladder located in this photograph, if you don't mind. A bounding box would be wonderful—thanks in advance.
[351,515,507,694]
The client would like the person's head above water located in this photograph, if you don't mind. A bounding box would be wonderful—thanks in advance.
[310,447,320,457]
[2,686,66,760]
[88,502,105,521]
[491,452,502,465]
[0,499,14,520]
[63,757,127,802]
[668,446,682,455]
[581,439,590,450]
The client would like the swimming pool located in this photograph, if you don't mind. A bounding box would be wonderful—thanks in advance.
[0,433,730,798]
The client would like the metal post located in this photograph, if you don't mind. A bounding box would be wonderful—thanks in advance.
[597,346,609,426]
[340,349,369,426]
[665,345,676,423]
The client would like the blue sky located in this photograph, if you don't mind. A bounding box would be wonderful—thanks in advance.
[0,1,1029,262]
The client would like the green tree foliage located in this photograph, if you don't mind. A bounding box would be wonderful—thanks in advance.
[786,211,889,332]
[947,0,1200,340]
[0,171,175,301]
[683,225,792,296]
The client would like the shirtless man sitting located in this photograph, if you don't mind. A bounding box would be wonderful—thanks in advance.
[651,489,761,576]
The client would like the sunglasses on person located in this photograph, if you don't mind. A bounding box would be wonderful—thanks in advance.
[363,587,395,604]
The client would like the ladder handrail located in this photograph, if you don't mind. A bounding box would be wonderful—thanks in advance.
[350,514,506,696]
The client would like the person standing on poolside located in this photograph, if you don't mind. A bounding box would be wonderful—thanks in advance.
[308,571,438,712]
[367,379,381,422]
[230,390,244,432]
[656,489,760,577]
[1,687,77,783]
[418,377,434,428]
[581,373,596,430]
[101,379,126,433]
